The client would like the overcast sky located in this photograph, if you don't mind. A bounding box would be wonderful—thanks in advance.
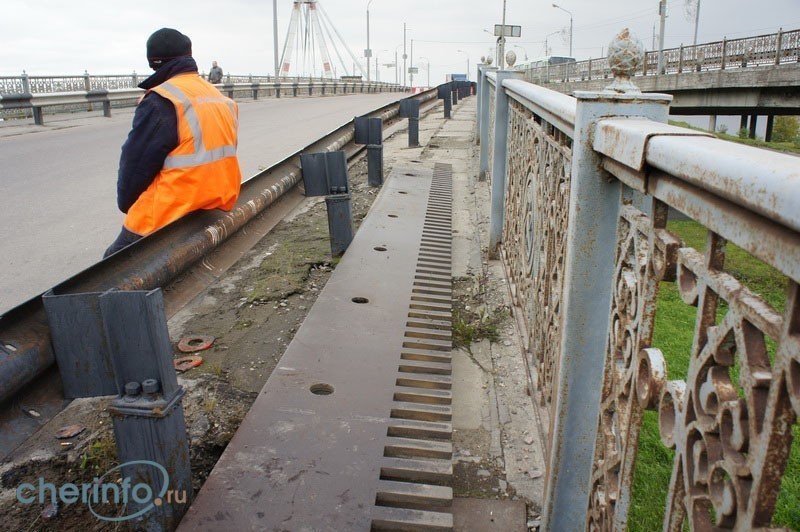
[3,0,799,86]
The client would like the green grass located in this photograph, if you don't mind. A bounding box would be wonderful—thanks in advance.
[627,220,799,530]
[669,120,800,156]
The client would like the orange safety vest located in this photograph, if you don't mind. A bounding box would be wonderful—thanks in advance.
[124,73,242,236]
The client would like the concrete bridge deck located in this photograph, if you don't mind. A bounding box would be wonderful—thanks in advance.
[173,95,544,531]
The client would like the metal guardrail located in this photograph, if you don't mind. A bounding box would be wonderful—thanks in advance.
[0,80,403,125]
[478,29,799,531]
[0,87,438,410]
[0,72,373,95]
[522,27,800,84]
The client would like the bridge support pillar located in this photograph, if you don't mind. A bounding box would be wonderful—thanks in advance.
[708,114,717,133]
[488,70,523,257]
[542,87,672,531]
[478,66,497,181]
[749,113,758,139]
[766,114,775,142]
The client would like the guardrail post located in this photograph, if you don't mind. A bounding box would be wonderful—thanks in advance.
[132,70,138,86]
[325,194,354,256]
[21,71,30,94]
[478,67,497,181]
[542,46,672,530]
[399,99,421,147]
[276,82,281,98]
[588,59,593,80]
[488,70,522,256]
[775,27,783,64]
[440,83,452,119]
[252,83,259,100]
[308,84,313,96]
[101,288,192,531]
[32,106,43,126]
[354,116,384,186]
[678,44,684,73]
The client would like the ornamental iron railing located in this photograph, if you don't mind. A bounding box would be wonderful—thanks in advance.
[522,27,800,85]
[477,28,799,531]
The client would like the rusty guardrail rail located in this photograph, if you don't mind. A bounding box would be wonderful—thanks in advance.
[479,28,799,531]
[0,88,437,408]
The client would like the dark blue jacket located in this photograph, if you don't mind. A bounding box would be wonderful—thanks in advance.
[116,57,199,213]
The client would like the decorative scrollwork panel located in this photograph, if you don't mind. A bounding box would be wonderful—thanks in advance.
[501,98,572,408]
[588,201,680,530]
[589,206,800,530]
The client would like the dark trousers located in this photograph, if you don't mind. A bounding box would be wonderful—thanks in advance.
[104,226,142,258]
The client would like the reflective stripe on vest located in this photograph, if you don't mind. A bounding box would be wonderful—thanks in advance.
[157,81,238,169]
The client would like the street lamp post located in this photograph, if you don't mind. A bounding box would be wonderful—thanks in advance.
[456,50,470,80]
[273,0,279,79]
[511,45,528,61]
[544,30,561,56]
[552,3,573,57]
[394,44,403,85]
[403,23,407,87]
[366,0,375,81]
[419,56,430,86]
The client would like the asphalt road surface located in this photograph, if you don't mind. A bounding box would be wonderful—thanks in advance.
[0,92,407,314]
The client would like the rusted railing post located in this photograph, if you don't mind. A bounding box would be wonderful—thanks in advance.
[542,30,672,530]
[488,70,523,257]
[721,37,728,69]
[475,63,486,144]
[479,67,497,181]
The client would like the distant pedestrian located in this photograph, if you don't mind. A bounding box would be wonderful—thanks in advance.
[104,29,241,258]
[209,61,223,84]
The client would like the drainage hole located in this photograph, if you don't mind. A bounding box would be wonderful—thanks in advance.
[351,297,369,304]
[388,214,398,218]
[374,246,387,252]
[398,191,408,195]
[310,383,334,395]
[404,173,414,176]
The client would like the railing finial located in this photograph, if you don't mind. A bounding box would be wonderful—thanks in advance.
[605,28,644,94]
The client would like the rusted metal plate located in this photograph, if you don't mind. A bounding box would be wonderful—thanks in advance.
[593,117,712,173]
[179,163,454,531]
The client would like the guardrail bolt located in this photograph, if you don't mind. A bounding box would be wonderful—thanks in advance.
[142,378,160,395]
[124,381,142,400]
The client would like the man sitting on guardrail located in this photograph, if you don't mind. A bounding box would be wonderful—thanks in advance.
[104,28,242,257]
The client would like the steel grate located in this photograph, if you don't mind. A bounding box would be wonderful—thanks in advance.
[374,163,454,531]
